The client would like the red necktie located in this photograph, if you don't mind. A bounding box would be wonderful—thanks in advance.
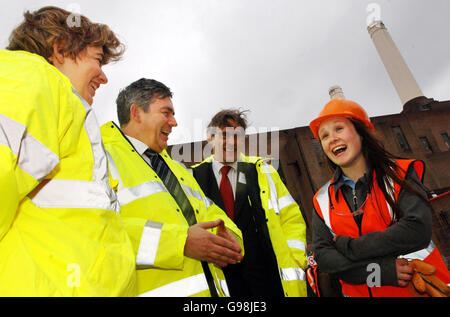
[219,165,235,220]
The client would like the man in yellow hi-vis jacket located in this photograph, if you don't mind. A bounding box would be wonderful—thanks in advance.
[192,109,308,297]
[100,78,244,297]
[0,6,140,296]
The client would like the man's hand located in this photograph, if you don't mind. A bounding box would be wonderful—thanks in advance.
[396,258,414,287]
[184,219,243,267]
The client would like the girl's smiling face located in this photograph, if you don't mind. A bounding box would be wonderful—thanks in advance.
[318,116,365,170]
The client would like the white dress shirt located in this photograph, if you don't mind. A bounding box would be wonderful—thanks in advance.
[126,135,152,165]
[211,157,237,198]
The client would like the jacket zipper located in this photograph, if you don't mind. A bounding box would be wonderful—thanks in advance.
[351,188,372,297]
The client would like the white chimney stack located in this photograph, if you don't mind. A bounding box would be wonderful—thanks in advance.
[368,21,423,105]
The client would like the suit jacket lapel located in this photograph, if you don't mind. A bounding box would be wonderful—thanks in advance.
[193,162,225,211]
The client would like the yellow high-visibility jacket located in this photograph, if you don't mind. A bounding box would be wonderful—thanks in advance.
[0,50,137,296]
[193,154,308,296]
[100,122,244,297]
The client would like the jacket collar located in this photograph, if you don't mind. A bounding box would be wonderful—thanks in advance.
[330,166,372,201]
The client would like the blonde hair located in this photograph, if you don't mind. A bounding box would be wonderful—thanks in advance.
[7,6,124,65]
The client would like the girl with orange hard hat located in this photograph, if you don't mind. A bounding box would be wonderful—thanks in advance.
[309,98,450,297]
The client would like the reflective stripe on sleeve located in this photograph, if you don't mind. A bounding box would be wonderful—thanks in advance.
[399,240,436,261]
[262,163,280,215]
[138,273,210,297]
[31,178,120,212]
[181,184,212,209]
[0,113,59,181]
[287,239,306,252]
[280,267,306,281]
[136,221,163,267]
[278,194,296,210]
[117,181,167,206]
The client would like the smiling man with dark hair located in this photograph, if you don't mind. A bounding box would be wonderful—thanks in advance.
[100,78,244,297]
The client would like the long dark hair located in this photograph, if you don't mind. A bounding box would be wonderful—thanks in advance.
[324,118,429,222]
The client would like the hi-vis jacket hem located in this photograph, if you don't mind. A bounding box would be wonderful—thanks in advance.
[138,273,210,297]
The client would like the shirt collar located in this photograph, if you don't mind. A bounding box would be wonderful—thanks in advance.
[125,135,149,156]
[331,166,371,200]
[211,157,238,175]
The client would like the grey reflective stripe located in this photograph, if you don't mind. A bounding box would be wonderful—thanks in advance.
[181,184,212,209]
[73,89,109,184]
[181,184,202,201]
[399,240,436,261]
[106,151,124,191]
[315,181,336,237]
[278,194,296,210]
[109,151,210,209]
[0,113,25,155]
[117,181,167,206]
[262,163,280,215]
[31,178,120,212]
[218,279,230,297]
[0,113,59,181]
[210,265,230,296]
[138,273,210,297]
[287,239,306,252]
[280,267,306,281]
[203,196,213,209]
[136,221,163,267]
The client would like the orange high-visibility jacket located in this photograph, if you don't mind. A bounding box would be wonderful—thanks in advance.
[313,159,450,297]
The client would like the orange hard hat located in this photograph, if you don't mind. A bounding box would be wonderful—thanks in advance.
[309,98,375,140]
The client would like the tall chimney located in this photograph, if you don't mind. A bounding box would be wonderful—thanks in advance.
[368,21,423,105]
[329,85,345,99]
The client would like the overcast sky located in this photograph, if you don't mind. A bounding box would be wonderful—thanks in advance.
[2,0,449,144]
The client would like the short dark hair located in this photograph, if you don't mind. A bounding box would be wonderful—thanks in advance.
[116,78,173,127]
[207,108,249,131]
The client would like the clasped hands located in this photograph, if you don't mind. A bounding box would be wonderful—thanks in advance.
[184,219,243,267]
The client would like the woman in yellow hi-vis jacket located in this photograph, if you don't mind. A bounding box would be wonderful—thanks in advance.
[0,7,139,296]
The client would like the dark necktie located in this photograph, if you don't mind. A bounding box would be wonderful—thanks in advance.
[144,149,196,226]
[220,165,235,220]
[144,149,218,296]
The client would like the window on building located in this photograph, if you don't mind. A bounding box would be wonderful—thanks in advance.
[311,138,324,166]
[392,126,411,152]
[441,132,450,150]
[419,136,433,153]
